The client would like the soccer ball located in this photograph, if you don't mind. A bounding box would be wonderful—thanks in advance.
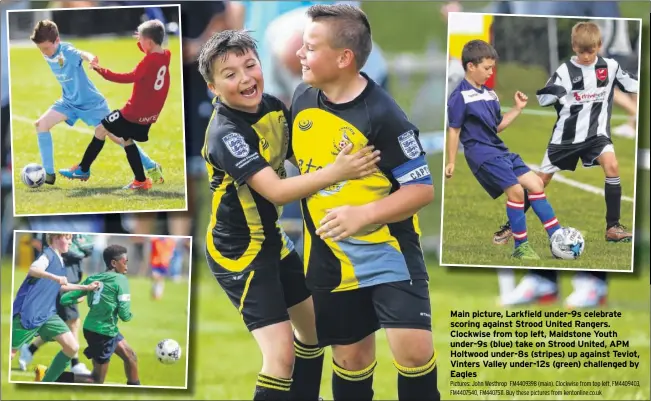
[550,227,585,260]
[21,163,46,188]
[156,339,181,364]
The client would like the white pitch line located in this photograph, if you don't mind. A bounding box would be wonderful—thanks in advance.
[529,164,635,202]
[13,114,93,134]
[503,106,630,121]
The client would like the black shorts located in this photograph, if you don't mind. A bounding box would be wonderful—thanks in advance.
[56,302,79,322]
[540,136,613,174]
[215,251,311,332]
[311,279,432,348]
[101,110,151,142]
[83,329,124,364]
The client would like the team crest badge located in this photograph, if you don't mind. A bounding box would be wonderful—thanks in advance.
[332,127,355,155]
[57,54,64,67]
[596,68,608,82]
[398,130,421,160]
[222,133,250,158]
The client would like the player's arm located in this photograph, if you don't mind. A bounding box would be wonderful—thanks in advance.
[497,91,527,133]
[28,255,67,285]
[93,59,146,84]
[61,280,100,293]
[209,125,379,206]
[117,279,133,322]
[536,70,568,107]
[614,64,638,94]
[444,91,465,178]
[318,117,434,241]
[59,277,91,305]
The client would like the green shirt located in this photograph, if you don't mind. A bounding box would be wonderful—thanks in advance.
[60,271,132,337]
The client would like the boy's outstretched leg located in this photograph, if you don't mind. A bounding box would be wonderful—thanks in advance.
[123,139,152,190]
[40,330,78,382]
[518,171,561,238]
[115,338,141,385]
[59,124,111,181]
[107,134,164,183]
[598,151,632,242]
[504,183,539,260]
[35,108,68,185]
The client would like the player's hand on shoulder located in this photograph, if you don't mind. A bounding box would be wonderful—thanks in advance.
[331,144,381,181]
[445,163,455,179]
[514,91,528,110]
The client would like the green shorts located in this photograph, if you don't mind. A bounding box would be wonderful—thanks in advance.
[11,314,70,350]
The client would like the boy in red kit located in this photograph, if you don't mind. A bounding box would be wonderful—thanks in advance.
[60,19,171,190]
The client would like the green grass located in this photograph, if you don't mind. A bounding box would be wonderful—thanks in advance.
[10,37,187,215]
[2,259,648,400]
[3,265,190,390]
[441,110,636,269]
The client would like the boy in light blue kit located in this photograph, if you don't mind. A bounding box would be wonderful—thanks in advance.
[29,19,163,185]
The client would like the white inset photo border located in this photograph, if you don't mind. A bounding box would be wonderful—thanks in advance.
[8,230,193,390]
[7,4,188,217]
[439,12,642,274]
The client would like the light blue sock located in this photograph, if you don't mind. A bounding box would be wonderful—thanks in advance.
[118,143,156,170]
[37,132,55,174]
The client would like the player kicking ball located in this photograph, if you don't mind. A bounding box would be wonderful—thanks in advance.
[446,39,564,260]
[10,233,100,383]
[496,22,638,309]
[60,19,171,190]
[37,244,140,386]
[29,20,160,186]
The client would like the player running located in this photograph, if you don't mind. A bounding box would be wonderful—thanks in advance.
[150,236,176,300]
[29,19,160,186]
[19,234,94,375]
[447,39,565,260]
[60,19,171,190]
[11,233,99,383]
[38,244,140,385]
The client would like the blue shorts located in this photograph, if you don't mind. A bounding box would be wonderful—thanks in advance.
[473,153,530,199]
[152,266,169,276]
[52,99,110,128]
[83,329,124,364]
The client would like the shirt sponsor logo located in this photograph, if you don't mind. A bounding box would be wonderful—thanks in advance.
[571,88,608,104]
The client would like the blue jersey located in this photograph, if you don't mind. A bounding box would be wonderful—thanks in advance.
[45,42,105,108]
[447,79,509,173]
[12,247,65,329]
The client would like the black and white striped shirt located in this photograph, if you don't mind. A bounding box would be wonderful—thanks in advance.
[536,56,638,146]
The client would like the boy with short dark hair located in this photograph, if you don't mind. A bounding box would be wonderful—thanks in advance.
[49,244,140,385]
[291,4,438,400]
[60,19,170,190]
[447,39,564,260]
[199,29,379,400]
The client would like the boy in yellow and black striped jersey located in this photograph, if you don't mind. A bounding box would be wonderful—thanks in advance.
[291,4,439,400]
[197,30,380,401]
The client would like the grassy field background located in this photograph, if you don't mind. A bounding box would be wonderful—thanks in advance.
[4,265,191,389]
[2,258,648,400]
[10,37,187,215]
